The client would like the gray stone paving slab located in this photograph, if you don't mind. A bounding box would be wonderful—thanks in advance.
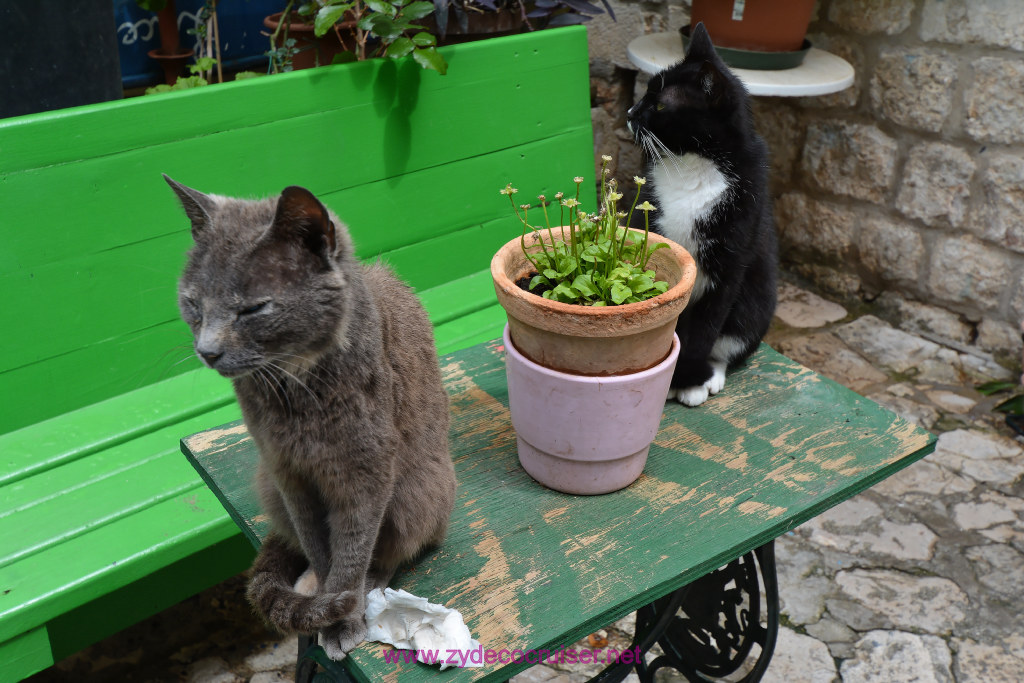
[841,630,953,683]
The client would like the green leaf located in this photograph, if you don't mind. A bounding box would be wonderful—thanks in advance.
[590,301,607,307]
[330,51,358,64]
[412,47,447,74]
[366,0,397,17]
[995,394,1024,414]
[315,5,351,36]
[410,31,436,47]
[652,281,669,293]
[529,274,550,290]
[551,282,579,302]
[543,268,559,279]
[135,0,168,11]
[977,380,1020,396]
[609,266,632,281]
[386,37,415,59]
[190,56,217,74]
[572,274,599,297]
[628,274,655,293]
[402,0,436,20]
[371,15,405,41]
[611,282,632,305]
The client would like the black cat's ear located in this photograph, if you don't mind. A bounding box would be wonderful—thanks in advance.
[686,22,716,62]
[164,174,217,240]
[699,60,731,107]
[270,186,338,264]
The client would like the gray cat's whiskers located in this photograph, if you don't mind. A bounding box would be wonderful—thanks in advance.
[267,360,323,411]
[272,353,339,390]
[256,366,293,416]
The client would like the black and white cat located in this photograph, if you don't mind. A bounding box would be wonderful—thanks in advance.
[626,22,778,407]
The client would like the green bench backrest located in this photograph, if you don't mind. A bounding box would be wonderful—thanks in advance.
[0,27,595,434]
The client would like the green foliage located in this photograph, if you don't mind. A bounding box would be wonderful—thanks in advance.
[501,156,667,307]
[145,75,209,95]
[309,0,447,74]
[143,58,220,96]
[134,0,169,11]
[977,380,1024,414]
[190,57,217,74]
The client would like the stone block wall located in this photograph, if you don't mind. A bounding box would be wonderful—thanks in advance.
[586,0,1024,362]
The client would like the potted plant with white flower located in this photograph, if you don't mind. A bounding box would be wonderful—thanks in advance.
[491,156,696,495]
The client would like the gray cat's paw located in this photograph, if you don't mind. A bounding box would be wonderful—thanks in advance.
[321,615,368,661]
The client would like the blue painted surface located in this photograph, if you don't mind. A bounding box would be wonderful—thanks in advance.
[113,0,279,88]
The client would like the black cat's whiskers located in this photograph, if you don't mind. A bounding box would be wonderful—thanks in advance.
[641,130,690,183]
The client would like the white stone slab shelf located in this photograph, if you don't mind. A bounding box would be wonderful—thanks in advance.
[627,32,855,97]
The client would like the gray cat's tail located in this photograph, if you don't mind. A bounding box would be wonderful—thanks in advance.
[246,534,357,633]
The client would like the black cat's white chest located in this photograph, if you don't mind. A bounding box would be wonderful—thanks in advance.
[650,152,731,300]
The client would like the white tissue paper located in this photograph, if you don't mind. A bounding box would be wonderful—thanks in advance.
[364,587,483,670]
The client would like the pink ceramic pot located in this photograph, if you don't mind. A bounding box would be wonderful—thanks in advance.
[504,325,680,495]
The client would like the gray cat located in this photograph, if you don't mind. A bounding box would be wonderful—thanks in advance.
[167,177,457,660]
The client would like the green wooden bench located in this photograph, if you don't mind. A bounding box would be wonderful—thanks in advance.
[0,27,594,681]
[182,340,936,682]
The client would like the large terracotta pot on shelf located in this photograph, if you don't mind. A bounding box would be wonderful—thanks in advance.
[491,228,696,495]
[690,0,816,53]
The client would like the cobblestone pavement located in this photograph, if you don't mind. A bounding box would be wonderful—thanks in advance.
[29,279,1024,683]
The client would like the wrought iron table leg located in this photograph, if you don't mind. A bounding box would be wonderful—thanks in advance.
[591,541,779,683]
[296,634,359,683]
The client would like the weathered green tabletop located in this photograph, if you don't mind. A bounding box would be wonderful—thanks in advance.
[181,340,935,683]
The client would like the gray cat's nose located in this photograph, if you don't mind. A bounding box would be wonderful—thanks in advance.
[198,348,223,366]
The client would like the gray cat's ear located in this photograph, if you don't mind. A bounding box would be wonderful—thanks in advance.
[686,22,716,62]
[270,186,338,264]
[163,174,217,240]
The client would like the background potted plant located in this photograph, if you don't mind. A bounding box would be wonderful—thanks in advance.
[492,156,696,495]
[682,0,816,70]
[424,0,614,44]
[265,0,446,73]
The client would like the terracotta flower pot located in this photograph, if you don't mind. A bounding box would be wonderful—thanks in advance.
[490,228,696,376]
[263,11,359,70]
[419,8,525,44]
[690,0,816,52]
[504,325,680,495]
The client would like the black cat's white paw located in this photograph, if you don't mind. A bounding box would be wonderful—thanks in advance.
[321,614,368,661]
[669,362,726,406]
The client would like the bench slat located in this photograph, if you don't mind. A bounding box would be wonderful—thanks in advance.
[434,305,508,356]
[0,368,233,486]
[0,626,53,683]
[0,403,241,568]
[0,484,236,644]
[330,132,597,260]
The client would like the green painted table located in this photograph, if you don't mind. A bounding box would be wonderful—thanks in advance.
[181,339,935,683]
